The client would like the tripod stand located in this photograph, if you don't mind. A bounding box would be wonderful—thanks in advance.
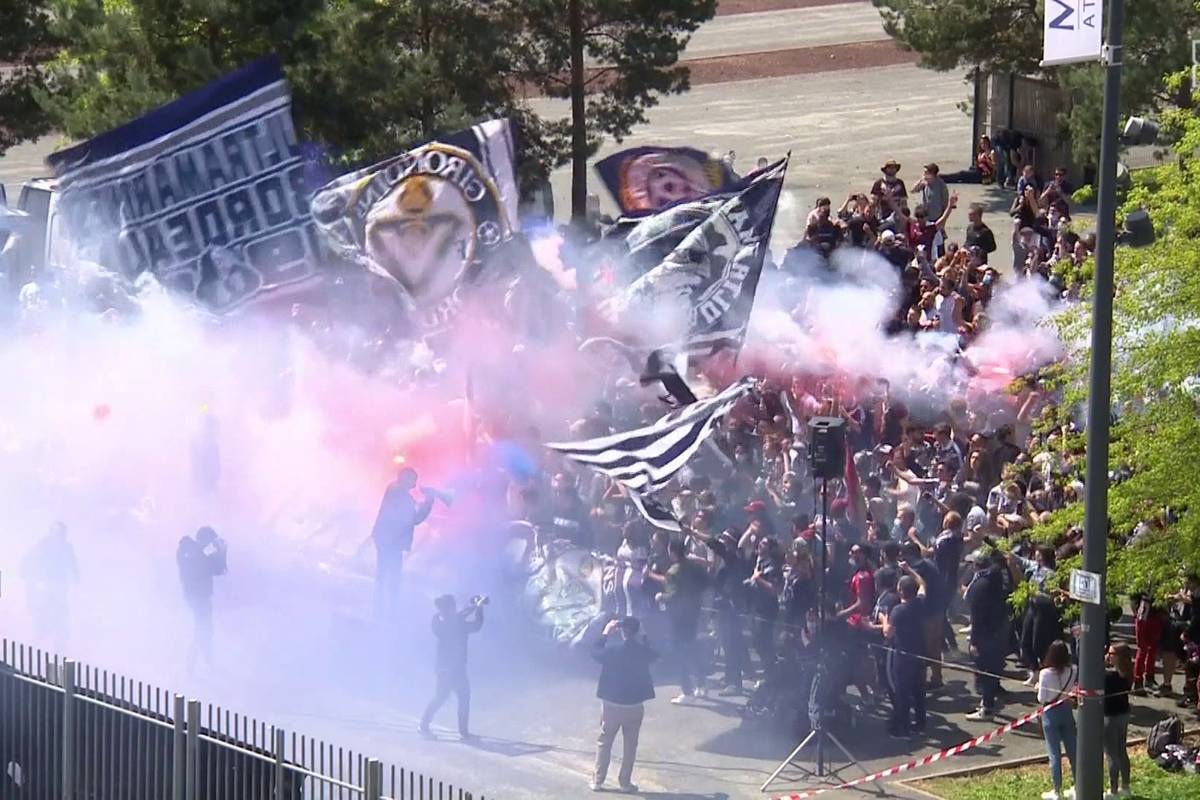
[760,476,869,793]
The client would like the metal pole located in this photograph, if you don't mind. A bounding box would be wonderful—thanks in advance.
[273,729,286,800]
[172,696,185,800]
[185,700,200,800]
[971,68,984,167]
[1076,1,1124,798]
[62,660,76,800]
[817,477,828,777]
[365,758,383,800]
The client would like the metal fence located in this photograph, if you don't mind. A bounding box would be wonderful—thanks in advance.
[0,640,486,800]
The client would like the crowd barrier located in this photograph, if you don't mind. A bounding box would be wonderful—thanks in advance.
[0,640,485,799]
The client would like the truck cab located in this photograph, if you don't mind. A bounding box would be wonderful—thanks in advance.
[0,177,63,295]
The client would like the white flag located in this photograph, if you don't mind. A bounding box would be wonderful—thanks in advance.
[1042,0,1102,66]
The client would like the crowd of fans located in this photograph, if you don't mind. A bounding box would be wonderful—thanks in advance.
[509,156,1196,800]
[787,154,1094,344]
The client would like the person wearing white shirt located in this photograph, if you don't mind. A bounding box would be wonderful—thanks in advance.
[1037,640,1078,800]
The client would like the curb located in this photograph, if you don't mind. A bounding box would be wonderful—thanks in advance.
[895,727,1200,794]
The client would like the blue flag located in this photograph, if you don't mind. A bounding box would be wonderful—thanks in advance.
[47,58,322,312]
[595,146,742,217]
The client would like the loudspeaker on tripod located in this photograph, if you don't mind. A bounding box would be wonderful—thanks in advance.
[808,416,845,480]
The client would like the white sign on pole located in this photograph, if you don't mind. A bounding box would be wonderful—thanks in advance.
[1069,568,1103,605]
[1042,0,1103,66]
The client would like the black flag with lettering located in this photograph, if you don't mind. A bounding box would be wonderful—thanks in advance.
[599,158,787,359]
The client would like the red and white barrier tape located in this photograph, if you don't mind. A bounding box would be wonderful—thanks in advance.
[771,688,1099,800]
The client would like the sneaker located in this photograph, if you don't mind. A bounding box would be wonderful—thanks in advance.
[618,782,639,793]
[719,684,741,696]
[1063,788,1076,800]
[1117,787,1131,798]
[589,779,605,791]
[1040,792,1061,800]
[670,693,693,705]
[1154,684,1173,698]
[965,707,993,722]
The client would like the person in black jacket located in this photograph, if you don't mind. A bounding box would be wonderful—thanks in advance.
[419,594,484,740]
[371,467,436,619]
[176,526,227,671]
[963,204,997,264]
[591,616,658,793]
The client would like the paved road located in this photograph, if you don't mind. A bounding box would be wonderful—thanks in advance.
[685,5,890,59]
[527,64,989,252]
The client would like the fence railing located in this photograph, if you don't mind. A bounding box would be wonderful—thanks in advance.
[0,640,485,800]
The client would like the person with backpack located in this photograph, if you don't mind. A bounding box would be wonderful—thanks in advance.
[1037,640,1078,800]
[176,526,228,671]
[1103,642,1133,798]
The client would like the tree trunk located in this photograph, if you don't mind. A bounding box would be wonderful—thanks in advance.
[568,0,587,223]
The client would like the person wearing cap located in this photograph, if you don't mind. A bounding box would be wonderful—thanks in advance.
[871,159,907,209]
[590,616,658,792]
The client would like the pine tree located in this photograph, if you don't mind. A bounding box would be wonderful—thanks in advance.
[515,0,718,221]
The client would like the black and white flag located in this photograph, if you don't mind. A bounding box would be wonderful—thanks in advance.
[626,490,683,533]
[545,376,753,499]
[600,158,787,359]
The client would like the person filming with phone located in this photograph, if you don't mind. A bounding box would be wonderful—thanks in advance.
[419,593,486,740]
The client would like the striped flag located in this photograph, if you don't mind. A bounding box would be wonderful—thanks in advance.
[627,491,683,533]
[545,377,754,495]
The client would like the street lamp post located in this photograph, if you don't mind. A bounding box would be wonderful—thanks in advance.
[1075,0,1125,797]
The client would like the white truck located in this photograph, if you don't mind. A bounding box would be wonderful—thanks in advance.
[0,177,66,297]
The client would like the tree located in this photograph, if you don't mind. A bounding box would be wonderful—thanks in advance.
[34,0,327,142]
[0,0,60,158]
[29,1,531,168]
[515,0,717,222]
[1024,75,1200,606]
[872,0,1200,170]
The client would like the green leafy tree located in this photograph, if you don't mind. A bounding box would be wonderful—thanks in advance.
[0,0,60,158]
[1026,74,1200,606]
[36,0,326,139]
[872,0,1200,170]
[515,0,717,221]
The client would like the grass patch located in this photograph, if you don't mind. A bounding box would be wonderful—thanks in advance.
[913,749,1200,800]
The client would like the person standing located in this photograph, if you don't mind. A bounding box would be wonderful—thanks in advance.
[1037,640,1078,800]
[419,594,485,740]
[691,527,751,694]
[371,467,435,620]
[645,539,708,703]
[963,204,997,265]
[590,617,658,793]
[21,522,79,651]
[964,550,1009,721]
[176,526,227,671]
[884,572,927,737]
[1104,642,1133,798]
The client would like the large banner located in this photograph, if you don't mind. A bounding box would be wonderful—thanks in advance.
[595,146,742,217]
[1042,0,1102,66]
[601,158,787,359]
[47,58,321,312]
[311,119,519,333]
